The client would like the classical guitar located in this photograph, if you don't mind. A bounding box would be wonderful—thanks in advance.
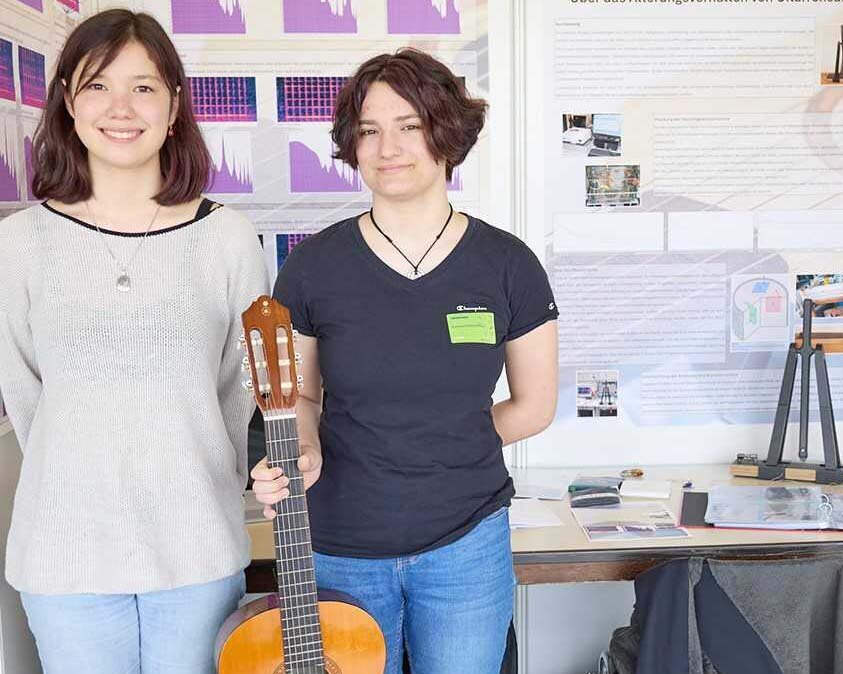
[216,296,386,674]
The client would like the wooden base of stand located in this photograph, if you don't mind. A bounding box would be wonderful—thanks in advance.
[730,462,843,484]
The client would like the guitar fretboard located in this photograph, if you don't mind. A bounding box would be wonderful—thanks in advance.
[265,412,325,672]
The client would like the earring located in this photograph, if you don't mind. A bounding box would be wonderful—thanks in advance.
[168,124,174,137]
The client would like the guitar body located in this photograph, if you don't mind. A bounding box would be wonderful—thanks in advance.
[216,590,386,674]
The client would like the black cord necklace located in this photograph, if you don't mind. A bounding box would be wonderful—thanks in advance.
[369,203,454,278]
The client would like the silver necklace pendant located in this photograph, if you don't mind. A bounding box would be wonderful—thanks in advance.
[116,270,131,292]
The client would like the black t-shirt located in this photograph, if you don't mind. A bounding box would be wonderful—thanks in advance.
[273,214,559,557]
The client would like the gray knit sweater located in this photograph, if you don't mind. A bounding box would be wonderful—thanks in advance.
[0,203,269,594]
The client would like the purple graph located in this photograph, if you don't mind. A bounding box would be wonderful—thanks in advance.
[0,40,14,102]
[0,154,19,201]
[283,0,357,33]
[190,77,257,122]
[0,117,20,202]
[24,133,36,200]
[17,0,43,11]
[172,0,246,34]
[18,47,46,109]
[276,232,311,269]
[447,168,463,191]
[289,140,360,193]
[387,0,460,34]
[276,77,347,122]
[204,128,254,193]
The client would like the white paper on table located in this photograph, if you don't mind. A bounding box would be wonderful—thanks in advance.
[514,481,568,500]
[509,498,563,529]
[619,480,672,500]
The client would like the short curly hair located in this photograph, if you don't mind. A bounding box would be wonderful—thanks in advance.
[332,48,486,181]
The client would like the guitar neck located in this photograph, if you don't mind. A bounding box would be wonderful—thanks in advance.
[264,412,324,671]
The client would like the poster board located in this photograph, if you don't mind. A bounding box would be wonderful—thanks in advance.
[522,0,843,466]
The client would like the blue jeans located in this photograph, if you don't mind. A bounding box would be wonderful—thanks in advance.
[20,571,245,674]
[314,507,515,674]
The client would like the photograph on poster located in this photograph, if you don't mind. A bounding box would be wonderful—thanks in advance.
[584,165,639,208]
[796,274,843,334]
[730,275,791,352]
[819,23,843,85]
[576,370,618,419]
[562,113,622,158]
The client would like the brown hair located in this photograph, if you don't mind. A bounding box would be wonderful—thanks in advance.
[31,9,209,205]
[332,48,486,181]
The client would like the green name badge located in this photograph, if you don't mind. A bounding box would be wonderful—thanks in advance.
[446,312,496,344]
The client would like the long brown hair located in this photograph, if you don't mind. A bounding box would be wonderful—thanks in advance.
[332,48,487,181]
[32,9,209,205]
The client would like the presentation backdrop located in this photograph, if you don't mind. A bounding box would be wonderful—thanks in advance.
[524,0,843,466]
[5,0,840,470]
[0,0,492,422]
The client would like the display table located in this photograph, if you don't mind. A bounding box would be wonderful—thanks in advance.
[244,464,843,590]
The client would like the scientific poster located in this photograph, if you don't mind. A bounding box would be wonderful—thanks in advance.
[526,0,843,465]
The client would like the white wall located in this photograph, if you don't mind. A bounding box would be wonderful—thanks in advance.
[0,424,40,674]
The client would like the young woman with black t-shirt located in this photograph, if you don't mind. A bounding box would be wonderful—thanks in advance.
[251,48,558,674]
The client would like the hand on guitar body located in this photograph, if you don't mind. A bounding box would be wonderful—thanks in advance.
[251,444,322,519]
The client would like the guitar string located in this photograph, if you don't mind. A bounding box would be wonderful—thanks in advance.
[272,414,315,662]
[281,414,325,668]
[279,414,322,657]
[270,389,324,663]
[272,415,312,659]
[275,415,318,659]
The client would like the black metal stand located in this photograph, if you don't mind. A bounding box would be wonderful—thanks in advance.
[756,298,843,483]
[834,26,843,83]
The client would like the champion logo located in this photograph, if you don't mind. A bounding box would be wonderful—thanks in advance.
[549,302,555,310]
[456,304,487,312]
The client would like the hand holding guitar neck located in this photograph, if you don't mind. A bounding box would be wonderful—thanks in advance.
[251,448,322,519]
[216,295,385,674]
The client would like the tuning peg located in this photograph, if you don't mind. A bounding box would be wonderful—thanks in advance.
[295,352,302,365]
[241,379,254,391]
[236,334,247,350]
[296,375,304,385]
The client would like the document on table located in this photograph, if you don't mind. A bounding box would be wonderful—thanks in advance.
[619,480,672,500]
[509,498,564,529]
[512,471,577,500]
[514,481,568,501]
[571,501,689,541]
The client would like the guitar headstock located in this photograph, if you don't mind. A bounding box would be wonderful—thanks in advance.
[240,296,301,414]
